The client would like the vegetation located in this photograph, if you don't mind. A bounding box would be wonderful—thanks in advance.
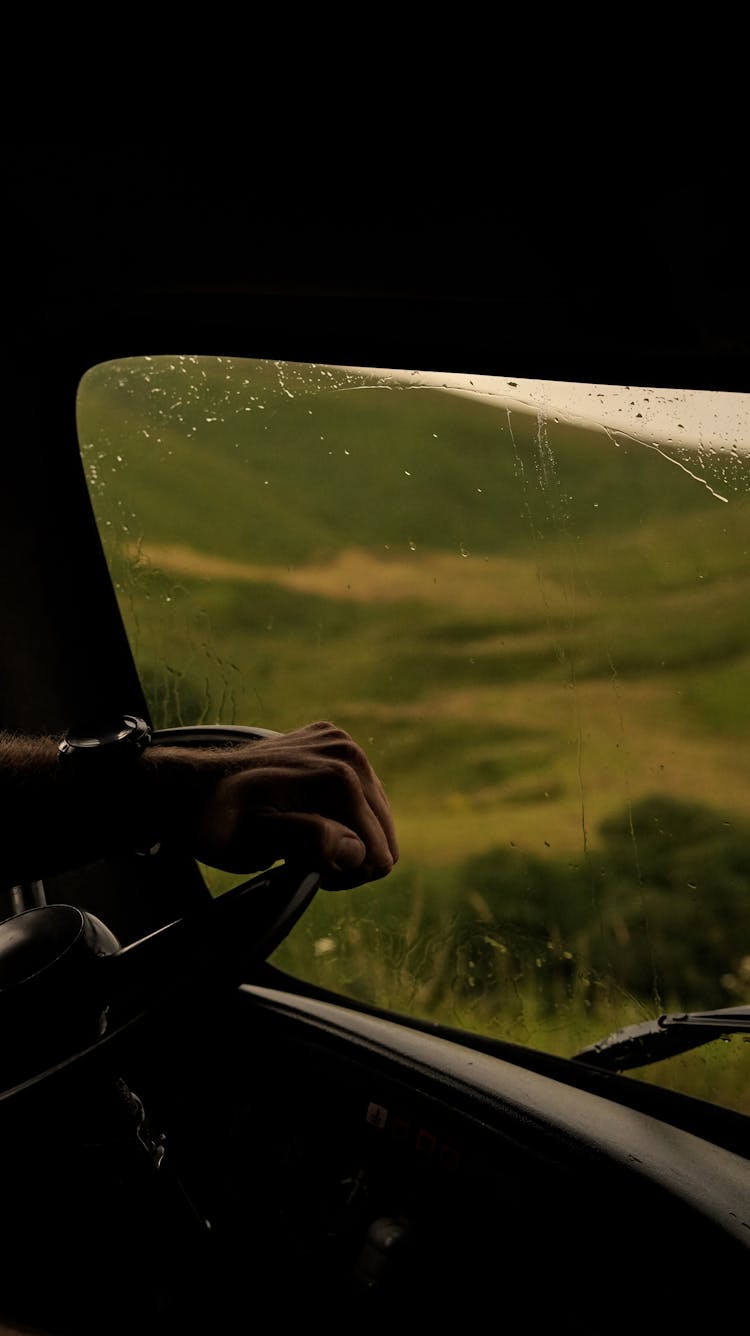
[78,356,750,1113]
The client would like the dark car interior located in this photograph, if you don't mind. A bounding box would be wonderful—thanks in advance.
[0,149,748,1334]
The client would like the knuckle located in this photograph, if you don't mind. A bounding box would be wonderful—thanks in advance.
[334,736,362,766]
[311,719,338,736]
[320,758,358,793]
[314,720,356,748]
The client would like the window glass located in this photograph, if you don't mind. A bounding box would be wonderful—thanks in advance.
[77,357,750,1115]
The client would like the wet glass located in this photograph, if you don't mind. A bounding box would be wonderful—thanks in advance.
[77,357,750,1115]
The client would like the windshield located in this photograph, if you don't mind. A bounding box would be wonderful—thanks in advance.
[77,356,750,1116]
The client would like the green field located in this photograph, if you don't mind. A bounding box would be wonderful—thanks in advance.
[77,356,750,1112]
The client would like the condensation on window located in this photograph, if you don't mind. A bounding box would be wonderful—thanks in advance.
[76,356,750,1115]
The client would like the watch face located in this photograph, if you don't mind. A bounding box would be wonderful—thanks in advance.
[59,716,151,757]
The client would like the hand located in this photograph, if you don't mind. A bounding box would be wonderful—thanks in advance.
[150,721,399,892]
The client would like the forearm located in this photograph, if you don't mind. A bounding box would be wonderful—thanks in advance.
[0,731,88,887]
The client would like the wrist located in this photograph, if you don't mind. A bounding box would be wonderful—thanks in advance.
[137,745,230,852]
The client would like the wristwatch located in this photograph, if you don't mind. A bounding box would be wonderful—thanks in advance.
[58,715,152,768]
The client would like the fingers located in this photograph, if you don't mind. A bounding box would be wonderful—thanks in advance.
[192,722,398,890]
[224,809,391,892]
[242,722,399,864]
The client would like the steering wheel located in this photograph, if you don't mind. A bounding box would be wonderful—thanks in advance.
[0,725,320,1106]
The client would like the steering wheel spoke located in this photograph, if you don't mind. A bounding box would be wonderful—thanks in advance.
[104,862,320,1022]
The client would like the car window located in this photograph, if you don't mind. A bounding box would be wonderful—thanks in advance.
[77,356,750,1116]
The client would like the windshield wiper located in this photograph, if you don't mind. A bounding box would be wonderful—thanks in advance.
[572,1004,750,1072]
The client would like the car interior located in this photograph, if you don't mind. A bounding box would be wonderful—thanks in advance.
[0,150,748,1335]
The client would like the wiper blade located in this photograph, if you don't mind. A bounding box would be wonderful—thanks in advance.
[572,1004,750,1072]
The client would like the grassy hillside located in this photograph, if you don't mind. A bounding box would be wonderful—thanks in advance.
[77,356,750,1111]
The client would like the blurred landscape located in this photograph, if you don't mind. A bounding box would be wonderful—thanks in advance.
[78,356,750,1112]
